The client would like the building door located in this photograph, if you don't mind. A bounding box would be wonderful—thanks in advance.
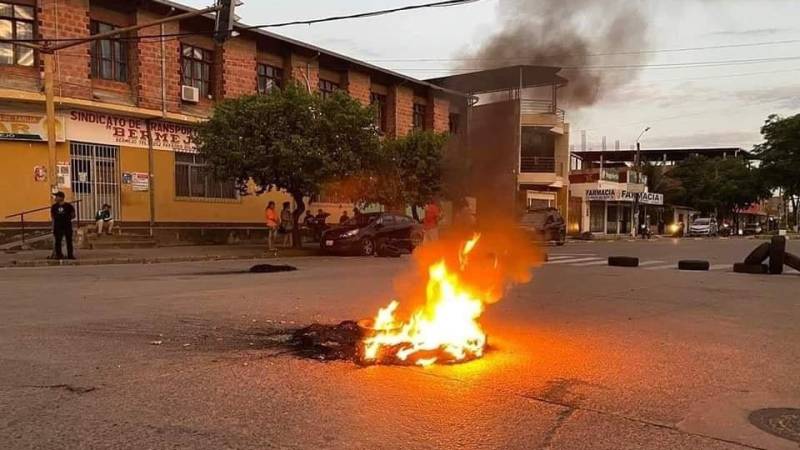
[607,203,619,234]
[70,142,121,224]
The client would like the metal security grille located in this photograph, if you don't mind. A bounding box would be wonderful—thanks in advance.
[70,142,121,224]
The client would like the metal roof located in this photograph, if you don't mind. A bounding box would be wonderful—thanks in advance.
[151,0,466,97]
[572,147,755,162]
[426,65,568,94]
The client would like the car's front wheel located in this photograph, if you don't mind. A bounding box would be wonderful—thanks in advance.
[360,238,375,256]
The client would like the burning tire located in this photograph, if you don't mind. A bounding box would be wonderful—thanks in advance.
[733,263,769,274]
[608,256,639,267]
[769,236,786,275]
[785,252,800,272]
[678,260,710,271]
[744,242,771,265]
[360,238,376,256]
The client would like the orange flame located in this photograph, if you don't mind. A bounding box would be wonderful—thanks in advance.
[362,234,491,367]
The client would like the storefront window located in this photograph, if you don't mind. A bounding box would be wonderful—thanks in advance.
[607,204,619,234]
[175,153,236,199]
[590,202,605,233]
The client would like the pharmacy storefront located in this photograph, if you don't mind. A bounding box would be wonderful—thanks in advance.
[585,188,663,235]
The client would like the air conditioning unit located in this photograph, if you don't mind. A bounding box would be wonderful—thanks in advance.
[181,85,200,103]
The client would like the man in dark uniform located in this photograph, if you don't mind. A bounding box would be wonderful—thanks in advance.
[50,192,76,260]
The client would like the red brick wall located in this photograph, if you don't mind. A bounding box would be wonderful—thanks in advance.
[39,0,92,99]
[387,84,413,137]
[285,53,319,92]
[345,70,371,106]
[134,11,181,112]
[219,37,257,99]
[429,94,450,133]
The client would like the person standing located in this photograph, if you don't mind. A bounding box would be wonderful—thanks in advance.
[280,202,294,247]
[95,204,114,235]
[50,192,75,260]
[423,197,442,243]
[339,210,350,225]
[265,201,279,252]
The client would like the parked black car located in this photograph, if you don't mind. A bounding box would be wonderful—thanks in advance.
[320,212,424,256]
[521,207,566,246]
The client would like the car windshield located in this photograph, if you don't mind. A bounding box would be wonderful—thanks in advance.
[693,219,710,225]
[347,214,379,227]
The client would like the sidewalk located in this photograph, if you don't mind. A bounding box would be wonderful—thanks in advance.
[0,244,320,268]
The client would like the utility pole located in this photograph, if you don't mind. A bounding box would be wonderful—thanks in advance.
[34,2,233,201]
[632,127,651,237]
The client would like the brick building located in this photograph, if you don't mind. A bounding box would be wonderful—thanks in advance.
[0,0,464,240]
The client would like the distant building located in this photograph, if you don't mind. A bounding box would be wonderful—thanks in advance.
[429,65,571,218]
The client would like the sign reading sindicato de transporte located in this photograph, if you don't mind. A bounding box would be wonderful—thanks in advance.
[67,110,196,153]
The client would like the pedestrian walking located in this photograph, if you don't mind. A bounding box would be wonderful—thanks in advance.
[50,192,75,260]
[423,197,442,243]
[339,210,350,224]
[95,204,114,235]
[280,202,294,247]
[265,201,279,252]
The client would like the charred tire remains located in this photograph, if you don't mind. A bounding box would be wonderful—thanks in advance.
[608,256,639,267]
[678,260,710,271]
[744,242,771,265]
[769,236,786,275]
[249,264,297,273]
[733,263,769,274]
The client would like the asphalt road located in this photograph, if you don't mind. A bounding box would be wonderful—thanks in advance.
[1,238,798,450]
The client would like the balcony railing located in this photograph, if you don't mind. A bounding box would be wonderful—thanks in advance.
[520,100,566,122]
[521,156,556,173]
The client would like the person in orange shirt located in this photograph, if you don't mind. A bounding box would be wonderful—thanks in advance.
[265,201,279,252]
[423,197,442,243]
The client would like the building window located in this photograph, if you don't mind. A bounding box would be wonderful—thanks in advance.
[413,103,426,130]
[370,92,387,132]
[90,21,128,82]
[181,44,213,97]
[318,79,339,99]
[257,63,283,94]
[448,113,460,135]
[0,3,35,66]
[175,153,237,199]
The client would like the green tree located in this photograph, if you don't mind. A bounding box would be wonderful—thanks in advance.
[753,113,800,227]
[665,156,766,220]
[334,130,450,218]
[195,84,381,247]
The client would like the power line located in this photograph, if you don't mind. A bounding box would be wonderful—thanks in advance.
[364,38,800,62]
[381,55,800,73]
[0,0,480,44]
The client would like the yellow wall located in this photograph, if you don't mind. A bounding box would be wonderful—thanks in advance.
[0,140,71,223]
[0,140,291,225]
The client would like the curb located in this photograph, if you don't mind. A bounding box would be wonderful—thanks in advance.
[0,251,321,268]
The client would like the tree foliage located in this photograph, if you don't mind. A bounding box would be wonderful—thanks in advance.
[194,84,381,246]
[665,155,767,218]
[753,114,800,226]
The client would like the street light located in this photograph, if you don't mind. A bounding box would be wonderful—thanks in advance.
[632,127,651,237]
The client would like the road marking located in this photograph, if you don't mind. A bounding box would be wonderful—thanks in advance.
[547,256,576,261]
[645,263,677,271]
[548,253,597,258]
[638,260,666,267]
[709,264,730,271]
[571,259,609,267]
[547,257,604,265]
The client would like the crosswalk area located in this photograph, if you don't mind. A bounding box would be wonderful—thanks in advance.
[543,253,736,272]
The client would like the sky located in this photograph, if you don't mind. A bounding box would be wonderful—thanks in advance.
[184,0,800,150]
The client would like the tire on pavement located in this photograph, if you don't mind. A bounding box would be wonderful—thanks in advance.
[744,242,771,265]
[608,256,639,267]
[769,236,786,275]
[785,252,800,272]
[733,263,769,274]
[678,260,710,271]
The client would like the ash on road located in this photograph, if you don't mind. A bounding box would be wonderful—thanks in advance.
[0,239,798,450]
